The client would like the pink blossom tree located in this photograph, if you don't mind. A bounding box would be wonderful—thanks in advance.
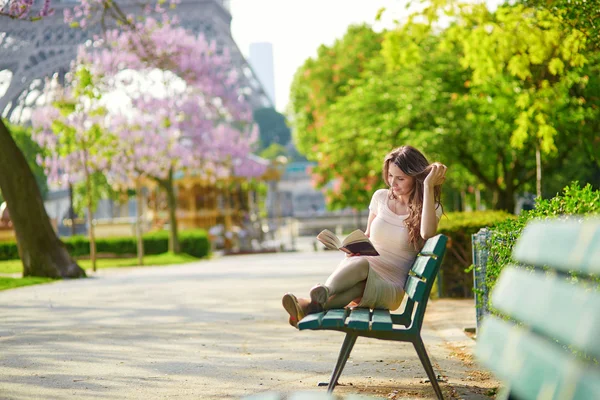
[76,18,259,253]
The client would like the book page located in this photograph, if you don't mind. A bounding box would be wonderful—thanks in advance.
[316,229,342,250]
[342,229,369,246]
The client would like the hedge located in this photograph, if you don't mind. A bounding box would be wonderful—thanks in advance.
[484,182,600,296]
[0,229,210,261]
[436,210,514,297]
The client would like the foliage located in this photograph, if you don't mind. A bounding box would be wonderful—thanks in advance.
[444,5,588,156]
[0,123,48,204]
[71,172,117,218]
[523,0,600,49]
[0,229,211,261]
[484,182,600,296]
[436,210,514,297]
[253,107,291,150]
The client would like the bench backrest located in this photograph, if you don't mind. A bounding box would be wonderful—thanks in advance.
[476,218,600,400]
[394,234,447,329]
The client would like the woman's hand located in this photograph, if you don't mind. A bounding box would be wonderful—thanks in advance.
[424,162,447,187]
[346,252,360,258]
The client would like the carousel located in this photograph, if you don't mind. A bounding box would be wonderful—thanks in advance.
[142,154,285,250]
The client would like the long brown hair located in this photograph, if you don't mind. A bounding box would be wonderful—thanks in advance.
[382,146,443,250]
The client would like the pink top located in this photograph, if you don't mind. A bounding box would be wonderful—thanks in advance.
[364,189,442,291]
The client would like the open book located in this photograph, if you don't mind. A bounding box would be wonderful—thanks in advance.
[316,229,380,256]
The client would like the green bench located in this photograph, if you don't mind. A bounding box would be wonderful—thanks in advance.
[476,218,600,400]
[297,234,448,400]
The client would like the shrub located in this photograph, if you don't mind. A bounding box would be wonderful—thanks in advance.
[436,210,514,297]
[485,182,600,296]
[0,229,210,261]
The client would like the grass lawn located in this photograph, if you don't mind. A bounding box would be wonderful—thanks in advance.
[0,277,57,291]
[0,252,202,291]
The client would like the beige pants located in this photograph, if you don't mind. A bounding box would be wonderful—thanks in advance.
[356,265,405,311]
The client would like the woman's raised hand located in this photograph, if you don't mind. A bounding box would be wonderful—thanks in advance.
[424,162,447,187]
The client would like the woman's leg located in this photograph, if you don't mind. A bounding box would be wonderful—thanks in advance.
[311,256,370,307]
[324,281,366,309]
[325,256,369,295]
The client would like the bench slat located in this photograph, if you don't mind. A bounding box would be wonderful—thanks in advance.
[405,275,426,302]
[371,309,393,331]
[347,308,370,330]
[410,256,437,281]
[492,267,600,359]
[477,316,600,400]
[513,219,600,274]
[419,234,447,258]
[321,308,349,329]
[298,311,325,330]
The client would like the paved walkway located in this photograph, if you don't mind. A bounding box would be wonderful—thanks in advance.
[0,247,498,399]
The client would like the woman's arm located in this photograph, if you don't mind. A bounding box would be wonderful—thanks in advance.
[421,163,446,240]
[364,210,377,237]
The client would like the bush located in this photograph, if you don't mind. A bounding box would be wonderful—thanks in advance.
[485,182,600,296]
[0,241,20,261]
[0,229,210,261]
[436,210,514,297]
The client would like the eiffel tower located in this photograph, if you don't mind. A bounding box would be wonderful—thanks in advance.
[0,0,272,122]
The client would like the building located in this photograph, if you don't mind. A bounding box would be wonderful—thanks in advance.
[267,161,326,218]
[249,42,276,106]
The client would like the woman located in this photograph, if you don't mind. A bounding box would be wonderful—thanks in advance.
[282,145,446,328]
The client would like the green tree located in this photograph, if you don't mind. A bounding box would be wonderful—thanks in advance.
[290,24,385,157]
[34,66,118,272]
[252,107,291,150]
[443,4,591,198]
[290,3,599,212]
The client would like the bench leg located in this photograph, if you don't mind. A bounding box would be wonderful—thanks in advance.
[327,332,358,393]
[413,336,444,400]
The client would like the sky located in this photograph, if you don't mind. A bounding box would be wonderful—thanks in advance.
[229,0,413,112]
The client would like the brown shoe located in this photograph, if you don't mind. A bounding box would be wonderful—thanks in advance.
[282,293,304,328]
[282,294,324,328]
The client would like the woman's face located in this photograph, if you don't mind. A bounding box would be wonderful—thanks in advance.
[388,163,415,198]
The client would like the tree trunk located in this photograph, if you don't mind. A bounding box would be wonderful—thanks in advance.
[460,190,467,212]
[84,172,97,272]
[136,179,144,266]
[0,119,85,278]
[160,169,180,254]
[495,189,516,213]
